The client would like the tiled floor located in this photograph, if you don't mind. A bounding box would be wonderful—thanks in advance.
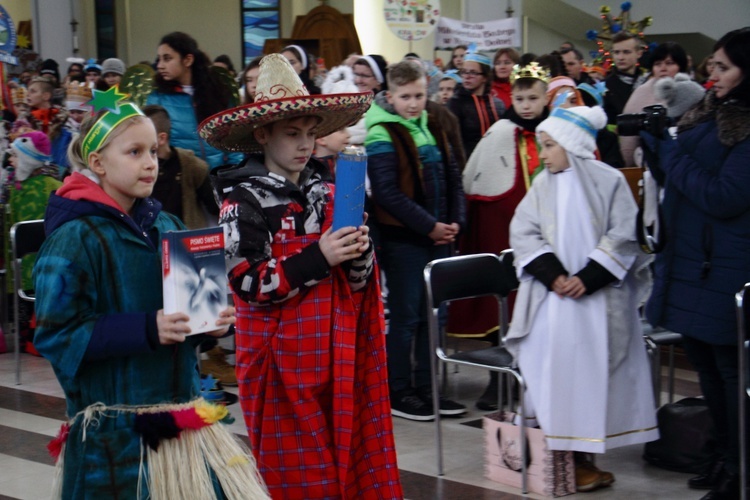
[0,336,704,500]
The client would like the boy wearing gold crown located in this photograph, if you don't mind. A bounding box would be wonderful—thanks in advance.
[507,105,657,491]
[201,54,402,499]
[447,63,551,409]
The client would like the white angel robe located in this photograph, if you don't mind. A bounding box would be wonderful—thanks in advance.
[506,155,659,454]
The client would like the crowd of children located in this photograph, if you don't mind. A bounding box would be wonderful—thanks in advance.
[3,19,746,500]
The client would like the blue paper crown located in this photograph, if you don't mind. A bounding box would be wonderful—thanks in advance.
[577,82,607,106]
[549,107,597,138]
[443,69,462,84]
[464,52,491,67]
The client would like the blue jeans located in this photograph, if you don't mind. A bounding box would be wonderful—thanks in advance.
[381,240,450,394]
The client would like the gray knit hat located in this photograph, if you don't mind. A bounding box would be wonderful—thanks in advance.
[654,73,706,119]
[101,58,126,76]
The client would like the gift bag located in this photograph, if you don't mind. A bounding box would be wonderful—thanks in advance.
[484,411,576,497]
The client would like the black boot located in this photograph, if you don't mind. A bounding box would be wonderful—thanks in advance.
[689,460,725,490]
[700,469,739,500]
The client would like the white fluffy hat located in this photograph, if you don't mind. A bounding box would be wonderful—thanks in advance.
[536,105,607,159]
[10,131,52,182]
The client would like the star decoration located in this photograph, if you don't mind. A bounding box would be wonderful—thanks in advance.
[88,85,129,113]
[16,34,30,49]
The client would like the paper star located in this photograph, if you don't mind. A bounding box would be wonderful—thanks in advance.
[88,85,129,113]
[16,34,30,49]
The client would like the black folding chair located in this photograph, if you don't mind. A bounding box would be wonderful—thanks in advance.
[424,250,527,493]
[11,219,46,385]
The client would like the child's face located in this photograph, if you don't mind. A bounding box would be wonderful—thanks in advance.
[14,102,29,115]
[157,44,193,86]
[460,61,487,94]
[244,67,260,100]
[91,120,159,213]
[26,83,48,108]
[281,50,303,75]
[85,71,101,84]
[512,81,547,120]
[538,132,569,173]
[437,78,456,104]
[494,53,515,80]
[548,86,578,109]
[103,73,122,88]
[69,109,87,123]
[386,78,427,120]
[320,128,351,154]
[256,116,319,184]
[452,48,466,69]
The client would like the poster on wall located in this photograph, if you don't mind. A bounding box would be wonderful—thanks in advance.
[0,6,18,65]
[384,0,441,42]
[435,17,521,51]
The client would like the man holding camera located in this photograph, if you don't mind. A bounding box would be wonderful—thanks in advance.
[603,32,647,125]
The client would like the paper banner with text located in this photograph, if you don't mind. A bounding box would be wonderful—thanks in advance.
[435,17,521,51]
[384,0,441,42]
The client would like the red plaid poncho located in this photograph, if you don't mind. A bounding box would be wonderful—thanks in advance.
[235,231,402,499]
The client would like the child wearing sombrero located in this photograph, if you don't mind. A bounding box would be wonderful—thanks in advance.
[200,54,402,499]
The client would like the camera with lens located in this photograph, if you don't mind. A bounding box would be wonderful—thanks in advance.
[617,104,670,138]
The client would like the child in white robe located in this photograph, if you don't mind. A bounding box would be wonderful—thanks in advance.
[506,105,659,492]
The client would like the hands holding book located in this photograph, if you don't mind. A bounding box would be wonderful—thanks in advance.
[156,307,237,345]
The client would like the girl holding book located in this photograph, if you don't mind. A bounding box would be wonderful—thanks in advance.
[32,92,267,499]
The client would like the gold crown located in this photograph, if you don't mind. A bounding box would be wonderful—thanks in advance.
[11,87,27,105]
[510,62,551,84]
[65,81,93,103]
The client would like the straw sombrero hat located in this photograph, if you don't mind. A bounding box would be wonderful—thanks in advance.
[199,54,373,153]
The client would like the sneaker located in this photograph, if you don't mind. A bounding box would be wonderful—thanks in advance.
[200,346,237,386]
[416,386,467,416]
[391,389,436,421]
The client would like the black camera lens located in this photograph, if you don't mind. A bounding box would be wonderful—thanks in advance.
[617,113,646,137]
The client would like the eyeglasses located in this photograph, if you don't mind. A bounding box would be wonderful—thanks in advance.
[353,72,375,79]
[459,70,483,77]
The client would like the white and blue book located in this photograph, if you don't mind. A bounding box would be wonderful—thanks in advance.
[162,227,228,335]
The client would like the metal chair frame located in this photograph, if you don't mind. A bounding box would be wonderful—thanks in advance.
[735,283,750,500]
[11,219,46,385]
[424,250,527,493]
[644,328,684,406]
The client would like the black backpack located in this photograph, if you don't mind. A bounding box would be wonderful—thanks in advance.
[643,397,720,473]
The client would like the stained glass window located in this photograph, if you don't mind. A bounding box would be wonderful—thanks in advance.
[241,0,280,65]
